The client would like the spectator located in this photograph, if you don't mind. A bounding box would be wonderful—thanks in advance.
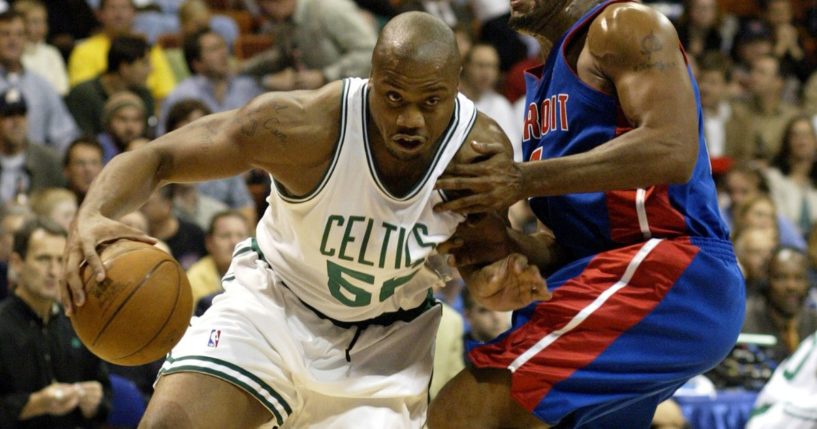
[743,246,817,364]
[0,202,31,299]
[468,0,529,72]
[98,91,146,163]
[697,51,732,158]
[0,218,112,428]
[0,88,64,205]
[29,187,76,231]
[764,0,811,82]
[140,185,206,269]
[459,43,522,159]
[675,0,729,57]
[730,20,774,98]
[67,0,176,102]
[165,99,257,225]
[398,0,470,29]
[461,287,511,359]
[734,226,779,296]
[65,34,155,137]
[186,210,249,309]
[158,28,261,134]
[241,0,376,91]
[722,162,806,249]
[39,0,97,61]
[63,137,104,205]
[726,54,800,161]
[766,116,817,235]
[0,10,78,154]
[14,0,68,95]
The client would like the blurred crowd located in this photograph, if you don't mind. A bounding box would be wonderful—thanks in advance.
[1,0,817,427]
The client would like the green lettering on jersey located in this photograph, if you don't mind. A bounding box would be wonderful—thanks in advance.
[394,227,406,269]
[320,215,344,257]
[357,218,375,266]
[411,223,435,268]
[326,260,374,307]
[339,215,364,262]
[379,222,398,268]
[379,270,418,302]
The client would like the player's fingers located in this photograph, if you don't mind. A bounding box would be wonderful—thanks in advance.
[62,244,85,315]
[471,140,506,155]
[435,237,464,254]
[441,163,484,177]
[435,177,493,193]
[434,194,493,215]
[80,240,106,303]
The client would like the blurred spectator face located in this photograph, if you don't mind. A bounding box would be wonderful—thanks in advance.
[724,170,759,207]
[259,0,297,22]
[749,56,782,97]
[22,5,48,44]
[11,228,65,303]
[738,40,773,67]
[786,119,817,161]
[48,199,76,231]
[698,69,727,110]
[689,0,718,29]
[180,0,211,36]
[207,214,249,272]
[465,302,511,342]
[0,112,28,151]
[108,105,145,146]
[454,27,472,60]
[767,0,793,27]
[121,54,151,87]
[99,0,136,34]
[64,143,103,195]
[175,109,207,129]
[735,228,777,282]
[195,32,230,79]
[767,249,808,317]
[0,212,27,262]
[463,45,501,96]
[741,198,777,230]
[0,17,26,65]
[140,190,173,224]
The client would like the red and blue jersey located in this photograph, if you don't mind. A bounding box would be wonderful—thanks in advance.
[522,0,729,260]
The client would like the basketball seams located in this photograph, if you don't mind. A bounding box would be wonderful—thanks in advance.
[90,259,177,353]
[113,259,184,361]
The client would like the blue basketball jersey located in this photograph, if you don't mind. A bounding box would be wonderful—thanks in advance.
[521,0,729,260]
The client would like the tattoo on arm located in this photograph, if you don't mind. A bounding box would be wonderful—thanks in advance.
[634,32,676,72]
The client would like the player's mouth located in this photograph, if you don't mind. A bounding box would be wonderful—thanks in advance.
[392,135,425,152]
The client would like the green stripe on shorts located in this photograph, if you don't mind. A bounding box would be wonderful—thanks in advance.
[164,355,292,417]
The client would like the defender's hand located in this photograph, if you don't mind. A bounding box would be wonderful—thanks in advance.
[469,253,551,312]
[435,141,524,214]
[438,213,513,267]
[62,212,156,315]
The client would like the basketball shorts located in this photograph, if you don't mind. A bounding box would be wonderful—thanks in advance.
[158,239,442,429]
[468,237,746,428]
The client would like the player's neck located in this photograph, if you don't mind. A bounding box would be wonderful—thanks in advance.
[541,0,605,43]
[366,124,438,198]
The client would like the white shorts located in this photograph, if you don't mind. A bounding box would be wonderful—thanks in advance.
[158,239,442,429]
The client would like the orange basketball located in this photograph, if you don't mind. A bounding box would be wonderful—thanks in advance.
[71,239,193,366]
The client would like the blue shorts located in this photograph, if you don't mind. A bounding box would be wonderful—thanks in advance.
[468,237,745,428]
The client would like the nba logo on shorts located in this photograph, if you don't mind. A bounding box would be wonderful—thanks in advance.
[207,329,221,348]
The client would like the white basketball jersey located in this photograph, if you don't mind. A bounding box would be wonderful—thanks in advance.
[256,78,476,322]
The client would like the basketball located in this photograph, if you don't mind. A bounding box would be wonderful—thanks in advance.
[71,239,193,366]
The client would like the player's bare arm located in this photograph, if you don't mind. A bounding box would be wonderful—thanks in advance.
[436,3,698,214]
[62,82,344,313]
[441,114,552,311]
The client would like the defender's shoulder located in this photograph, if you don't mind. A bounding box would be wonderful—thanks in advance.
[587,3,680,63]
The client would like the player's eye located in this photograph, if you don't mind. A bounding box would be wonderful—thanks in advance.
[387,92,402,103]
[426,97,440,106]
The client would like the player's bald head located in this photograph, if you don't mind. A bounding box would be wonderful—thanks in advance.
[372,12,461,79]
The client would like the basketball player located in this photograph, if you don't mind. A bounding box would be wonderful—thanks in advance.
[60,12,547,429]
[428,1,746,428]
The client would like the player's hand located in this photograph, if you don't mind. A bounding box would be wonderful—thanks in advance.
[468,253,551,312]
[38,383,81,416]
[435,141,524,214]
[438,213,514,267]
[76,381,104,418]
[62,212,156,316]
